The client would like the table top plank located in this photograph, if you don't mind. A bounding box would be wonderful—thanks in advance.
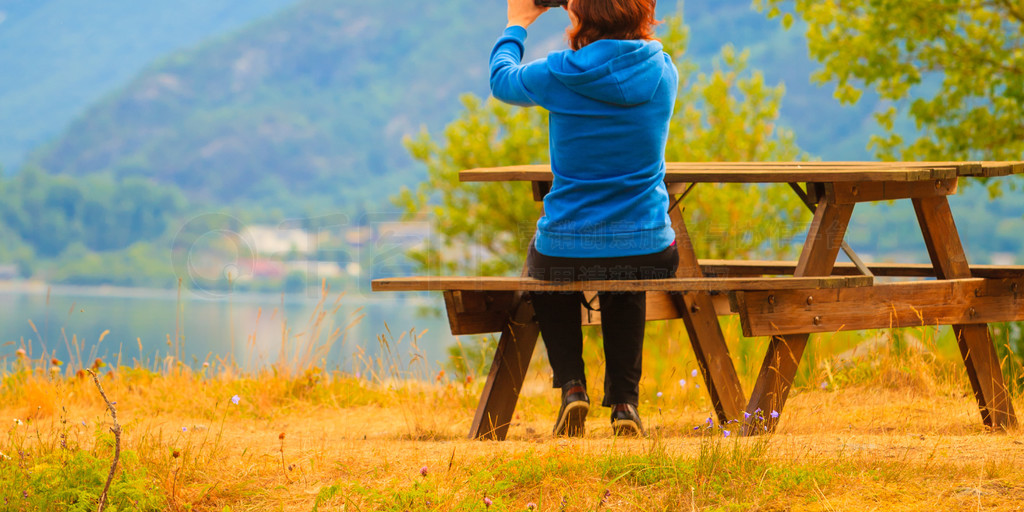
[371,275,873,292]
[459,161,1024,184]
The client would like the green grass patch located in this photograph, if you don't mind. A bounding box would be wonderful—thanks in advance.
[0,430,165,511]
[315,437,855,511]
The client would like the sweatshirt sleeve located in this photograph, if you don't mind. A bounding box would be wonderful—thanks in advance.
[489,25,540,107]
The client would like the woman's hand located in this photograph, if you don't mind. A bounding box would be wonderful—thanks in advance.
[507,0,548,29]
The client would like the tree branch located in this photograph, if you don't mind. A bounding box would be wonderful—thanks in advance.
[995,0,1024,24]
[87,369,121,512]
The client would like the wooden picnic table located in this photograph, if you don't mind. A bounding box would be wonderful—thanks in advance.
[373,161,1024,440]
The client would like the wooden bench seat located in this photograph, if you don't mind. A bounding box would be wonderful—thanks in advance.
[373,272,1024,338]
[371,275,873,336]
[370,274,873,293]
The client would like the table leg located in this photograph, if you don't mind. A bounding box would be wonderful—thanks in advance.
[468,291,540,440]
[743,201,855,434]
[913,196,1017,429]
[470,189,549,441]
[668,196,747,424]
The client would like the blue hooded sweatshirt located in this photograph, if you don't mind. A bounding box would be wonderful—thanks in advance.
[490,25,678,258]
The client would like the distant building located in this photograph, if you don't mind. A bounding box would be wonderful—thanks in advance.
[284,261,343,278]
[0,265,17,280]
[991,252,1017,265]
[374,221,433,246]
[344,227,374,246]
[345,262,361,277]
[247,260,286,279]
[243,225,316,255]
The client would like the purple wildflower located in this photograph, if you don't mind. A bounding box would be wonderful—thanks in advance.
[706,417,713,427]
[743,411,751,420]
[691,369,698,377]
[678,378,686,388]
[231,395,240,405]
[770,410,779,419]
[483,496,493,508]
[656,391,663,398]
[182,427,187,433]
[420,466,428,477]
[723,430,731,437]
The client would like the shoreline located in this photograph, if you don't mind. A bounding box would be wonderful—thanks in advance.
[0,280,438,305]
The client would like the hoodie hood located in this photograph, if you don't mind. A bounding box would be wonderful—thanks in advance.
[547,39,666,106]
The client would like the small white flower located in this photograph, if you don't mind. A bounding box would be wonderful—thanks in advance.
[678,379,686,387]
[13,418,23,426]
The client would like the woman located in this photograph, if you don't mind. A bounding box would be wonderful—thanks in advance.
[490,0,679,437]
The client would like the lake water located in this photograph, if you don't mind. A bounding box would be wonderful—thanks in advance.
[0,285,455,374]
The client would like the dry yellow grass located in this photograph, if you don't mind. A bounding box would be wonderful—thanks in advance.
[1,356,1022,511]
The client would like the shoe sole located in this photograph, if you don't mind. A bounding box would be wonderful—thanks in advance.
[611,418,642,437]
[553,401,589,437]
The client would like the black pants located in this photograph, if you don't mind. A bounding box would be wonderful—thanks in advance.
[527,241,679,407]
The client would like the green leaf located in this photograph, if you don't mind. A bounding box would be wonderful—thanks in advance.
[782,13,794,30]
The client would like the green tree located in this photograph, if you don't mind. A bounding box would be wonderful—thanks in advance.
[756,0,1024,163]
[395,16,811,276]
[0,167,186,257]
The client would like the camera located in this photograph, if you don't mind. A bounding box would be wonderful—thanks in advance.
[534,0,568,6]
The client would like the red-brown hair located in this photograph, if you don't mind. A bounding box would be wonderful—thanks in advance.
[567,0,659,51]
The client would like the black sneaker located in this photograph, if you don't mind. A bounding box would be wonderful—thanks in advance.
[610,403,644,437]
[553,380,589,437]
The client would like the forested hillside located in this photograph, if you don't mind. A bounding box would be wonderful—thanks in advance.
[0,0,299,172]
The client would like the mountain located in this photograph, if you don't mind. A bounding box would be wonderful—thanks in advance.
[0,0,300,172]
[26,0,883,213]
